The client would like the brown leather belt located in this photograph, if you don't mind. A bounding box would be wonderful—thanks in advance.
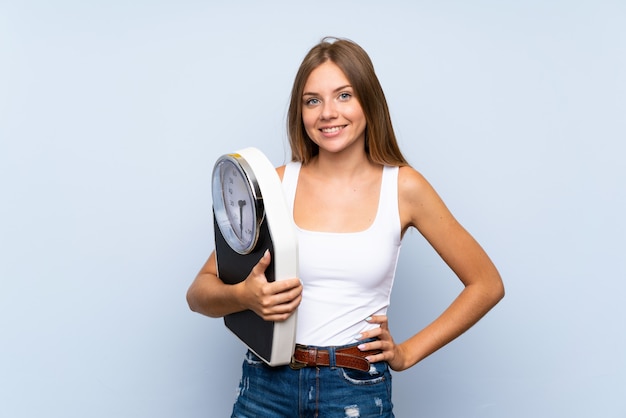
[289,344,381,372]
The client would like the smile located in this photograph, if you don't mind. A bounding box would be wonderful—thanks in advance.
[320,125,346,133]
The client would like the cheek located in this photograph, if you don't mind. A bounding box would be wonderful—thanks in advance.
[347,104,366,123]
[301,111,318,135]
[302,109,315,126]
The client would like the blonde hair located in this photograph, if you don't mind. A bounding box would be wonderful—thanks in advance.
[287,37,408,166]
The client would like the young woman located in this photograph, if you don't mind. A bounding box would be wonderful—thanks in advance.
[187,37,504,417]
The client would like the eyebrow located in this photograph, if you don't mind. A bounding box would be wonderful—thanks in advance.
[302,84,353,97]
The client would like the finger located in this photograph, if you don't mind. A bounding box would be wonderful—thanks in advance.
[256,280,301,306]
[276,292,302,312]
[270,277,303,294]
[364,350,387,364]
[360,326,383,341]
[357,338,386,357]
[367,315,391,332]
[366,315,388,324]
[262,294,302,322]
[269,283,302,306]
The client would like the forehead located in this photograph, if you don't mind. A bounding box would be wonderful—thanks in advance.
[303,61,351,91]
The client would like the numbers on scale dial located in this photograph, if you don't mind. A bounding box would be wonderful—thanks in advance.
[224,164,254,243]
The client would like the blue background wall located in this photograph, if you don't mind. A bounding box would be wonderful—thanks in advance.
[1,1,624,416]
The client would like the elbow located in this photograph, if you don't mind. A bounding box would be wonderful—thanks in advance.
[494,285,505,306]
[490,275,505,305]
[473,279,504,316]
[186,288,198,313]
[186,285,203,314]
[186,285,223,318]
[472,272,504,309]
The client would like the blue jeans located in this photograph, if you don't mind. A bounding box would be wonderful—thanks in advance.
[231,341,394,417]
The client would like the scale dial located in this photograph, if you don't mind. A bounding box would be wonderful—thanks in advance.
[212,153,264,254]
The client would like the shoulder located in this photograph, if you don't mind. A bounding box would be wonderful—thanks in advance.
[398,165,434,202]
[397,165,449,231]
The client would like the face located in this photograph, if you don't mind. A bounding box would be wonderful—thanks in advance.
[301,61,367,156]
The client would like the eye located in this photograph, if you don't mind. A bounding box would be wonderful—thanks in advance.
[338,92,352,101]
[304,97,320,106]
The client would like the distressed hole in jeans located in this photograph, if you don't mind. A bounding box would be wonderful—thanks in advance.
[345,404,360,417]
[244,351,264,366]
[235,376,250,398]
[375,397,383,414]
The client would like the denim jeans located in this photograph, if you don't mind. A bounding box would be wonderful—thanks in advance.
[231,341,394,418]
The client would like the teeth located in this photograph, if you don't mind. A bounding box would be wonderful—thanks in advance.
[321,126,343,133]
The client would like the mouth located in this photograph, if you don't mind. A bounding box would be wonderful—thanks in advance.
[320,125,346,134]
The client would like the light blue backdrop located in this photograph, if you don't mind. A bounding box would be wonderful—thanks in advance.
[1,1,624,417]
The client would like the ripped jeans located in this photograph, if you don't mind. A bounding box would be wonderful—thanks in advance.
[231,341,394,418]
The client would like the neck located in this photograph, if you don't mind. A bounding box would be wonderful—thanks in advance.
[310,149,378,180]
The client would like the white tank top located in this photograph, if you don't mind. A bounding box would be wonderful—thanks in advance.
[282,162,402,346]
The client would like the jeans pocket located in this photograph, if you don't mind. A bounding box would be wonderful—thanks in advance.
[340,361,388,385]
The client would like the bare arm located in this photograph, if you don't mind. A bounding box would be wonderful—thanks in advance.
[361,166,504,370]
[186,249,302,322]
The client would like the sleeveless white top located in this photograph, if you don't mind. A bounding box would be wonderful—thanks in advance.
[282,162,402,346]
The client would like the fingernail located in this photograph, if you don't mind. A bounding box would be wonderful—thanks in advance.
[366,316,373,322]
[358,344,366,350]
[353,333,362,341]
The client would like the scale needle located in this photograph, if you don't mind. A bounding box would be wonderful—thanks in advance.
[238,200,246,236]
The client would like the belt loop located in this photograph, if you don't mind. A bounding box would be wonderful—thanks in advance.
[328,346,336,369]
[307,347,318,367]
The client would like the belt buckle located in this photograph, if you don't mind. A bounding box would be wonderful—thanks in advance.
[289,356,307,370]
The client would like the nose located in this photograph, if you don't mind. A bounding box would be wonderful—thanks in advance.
[320,100,338,120]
